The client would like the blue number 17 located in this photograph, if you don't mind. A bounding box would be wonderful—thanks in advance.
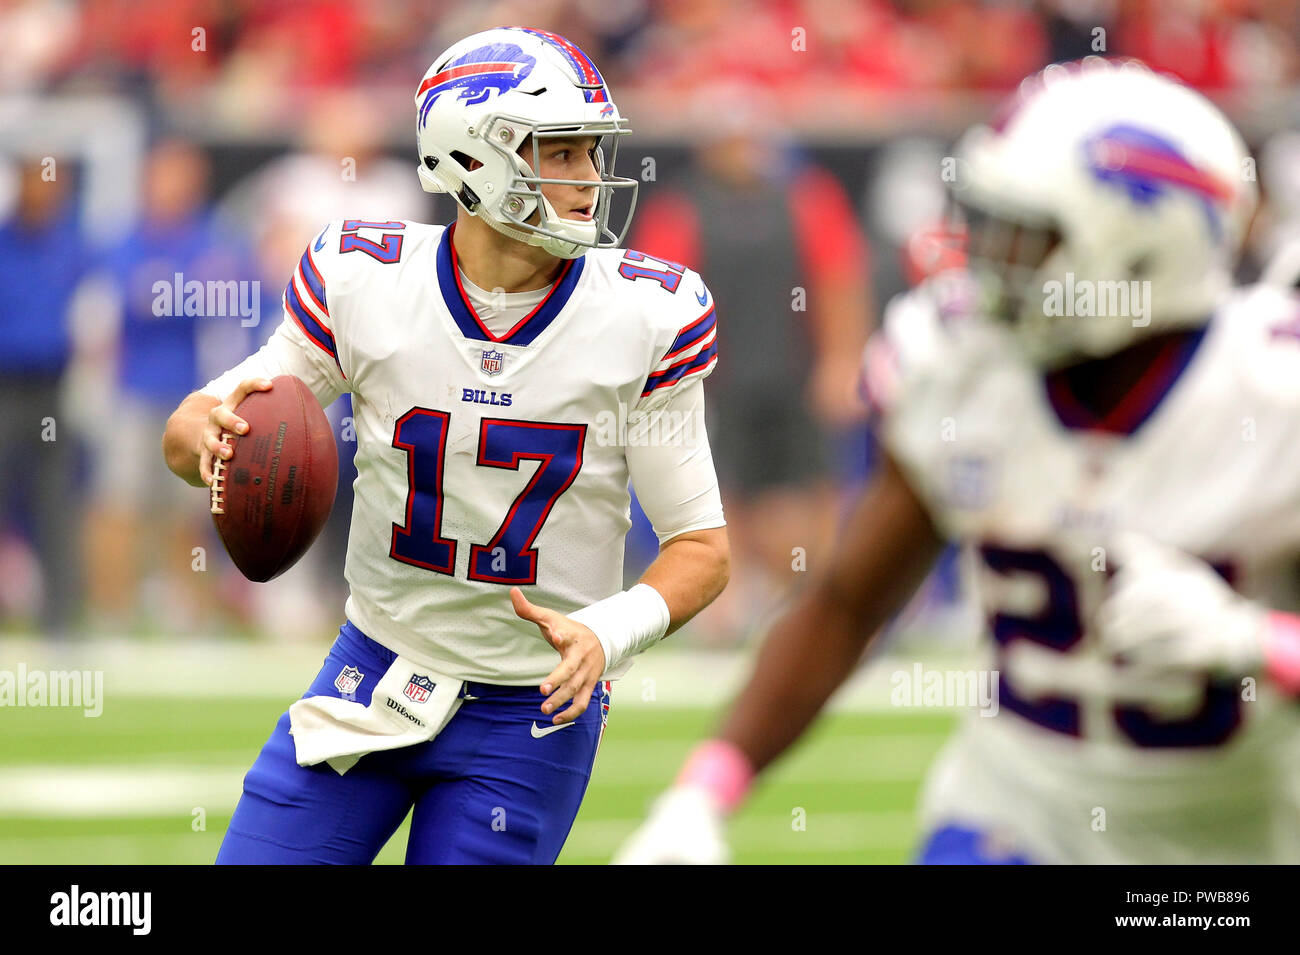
[389,410,586,586]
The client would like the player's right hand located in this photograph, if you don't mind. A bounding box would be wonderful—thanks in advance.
[1095,533,1266,678]
[199,377,273,486]
[611,786,730,865]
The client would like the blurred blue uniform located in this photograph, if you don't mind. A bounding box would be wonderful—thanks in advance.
[217,621,609,864]
[101,213,256,409]
[917,825,1033,865]
[0,208,91,631]
[0,208,87,376]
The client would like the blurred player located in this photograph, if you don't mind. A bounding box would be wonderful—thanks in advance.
[0,158,89,634]
[88,139,256,634]
[162,27,729,864]
[630,85,874,644]
[616,59,1300,865]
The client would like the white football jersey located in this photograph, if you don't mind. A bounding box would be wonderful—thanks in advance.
[204,219,723,684]
[866,273,1300,863]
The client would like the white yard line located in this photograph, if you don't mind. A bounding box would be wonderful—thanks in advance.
[0,764,244,817]
[0,732,943,817]
[0,638,978,712]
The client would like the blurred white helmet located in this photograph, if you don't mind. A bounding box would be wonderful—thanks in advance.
[952,58,1257,366]
[415,27,638,259]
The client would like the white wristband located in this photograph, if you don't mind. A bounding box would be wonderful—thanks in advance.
[568,583,671,676]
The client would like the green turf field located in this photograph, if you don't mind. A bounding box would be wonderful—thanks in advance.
[0,686,955,864]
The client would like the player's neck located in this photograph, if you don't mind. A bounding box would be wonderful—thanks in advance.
[1054,328,1200,418]
[452,214,566,293]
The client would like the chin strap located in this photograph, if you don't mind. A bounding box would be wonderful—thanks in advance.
[474,200,587,260]
[427,151,601,260]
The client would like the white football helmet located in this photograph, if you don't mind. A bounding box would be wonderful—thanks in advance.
[414,27,638,259]
[952,58,1257,366]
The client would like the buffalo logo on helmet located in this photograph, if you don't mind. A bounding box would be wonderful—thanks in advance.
[1084,124,1231,235]
[404,673,436,704]
[418,43,536,126]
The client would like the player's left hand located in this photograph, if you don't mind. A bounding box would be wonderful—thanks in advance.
[511,587,607,725]
[1095,533,1266,678]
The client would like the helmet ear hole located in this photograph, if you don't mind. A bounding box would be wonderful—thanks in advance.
[450,150,482,172]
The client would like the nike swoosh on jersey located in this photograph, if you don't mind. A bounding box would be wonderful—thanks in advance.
[530,721,574,738]
[695,286,708,305]
[314,227,328,252]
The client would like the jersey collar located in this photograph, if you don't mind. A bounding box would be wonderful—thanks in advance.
[436,222,585,346]
[1043,326,1207,436]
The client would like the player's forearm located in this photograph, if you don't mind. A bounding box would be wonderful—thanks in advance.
[163,392,220,487]
[640,526,730,636]
[717,591,881,775]
[811,277,872,360]
[564,527,728,675]
[716,456,944,775]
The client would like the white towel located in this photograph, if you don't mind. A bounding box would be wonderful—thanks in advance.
[289,656,465,775]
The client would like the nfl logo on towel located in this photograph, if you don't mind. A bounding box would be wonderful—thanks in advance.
[404,673,435,704]
[333,665,364,696]
[480,348,504,376]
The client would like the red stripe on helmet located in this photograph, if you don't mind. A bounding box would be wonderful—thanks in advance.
[418,62,524,97]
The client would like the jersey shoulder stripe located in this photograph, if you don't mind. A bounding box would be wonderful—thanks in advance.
[658,306,716,365]
[296,245,329,316]
[615,263,719,400]
[284,276,344,376]
[643,338,718,395]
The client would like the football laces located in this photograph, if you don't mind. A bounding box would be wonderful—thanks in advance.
[209,432,230,515]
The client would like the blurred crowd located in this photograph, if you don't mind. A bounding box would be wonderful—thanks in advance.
[6,0,1299,105]
[0,131,430,641]
[2,0,1299,642]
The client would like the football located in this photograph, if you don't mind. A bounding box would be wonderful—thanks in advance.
[209,375,338,582]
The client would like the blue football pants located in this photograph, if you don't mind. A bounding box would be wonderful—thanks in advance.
[216,621,609,865]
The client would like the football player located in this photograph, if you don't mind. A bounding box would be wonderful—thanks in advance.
[615,59,1300,865]
[162,27,730,864]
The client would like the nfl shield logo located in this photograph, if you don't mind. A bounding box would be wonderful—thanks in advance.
[404,673,435,704]
[333,665,364,696]
[481,349,504,376]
